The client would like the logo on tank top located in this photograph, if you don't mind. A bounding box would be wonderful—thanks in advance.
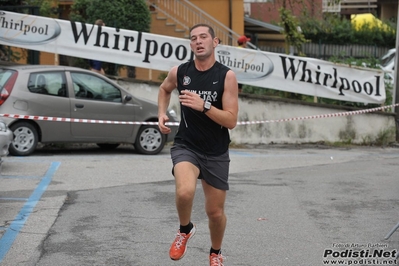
[183,75,191,85]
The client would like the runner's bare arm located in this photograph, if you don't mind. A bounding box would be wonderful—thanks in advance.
[207,70,238,129]
[158,66,178,134]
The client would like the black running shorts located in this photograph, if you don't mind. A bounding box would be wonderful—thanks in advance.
[170,144,230,190]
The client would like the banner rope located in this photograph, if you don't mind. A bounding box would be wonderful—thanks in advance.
[0,104,397,126]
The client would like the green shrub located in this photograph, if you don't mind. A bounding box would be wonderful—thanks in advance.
[299,14,396,47]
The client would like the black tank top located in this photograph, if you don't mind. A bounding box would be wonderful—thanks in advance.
[175,60,231,155]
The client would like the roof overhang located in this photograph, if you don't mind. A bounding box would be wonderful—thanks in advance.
[244,16,283,36]
[244,17,284,46]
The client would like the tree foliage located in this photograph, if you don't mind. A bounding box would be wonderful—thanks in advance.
[0,0,24,5]
[299,13,396,47]
[267,0,396,47]
[278,8,309,55]
[69,0,150,75]
[0,0,56,17]
[70,0,150,32]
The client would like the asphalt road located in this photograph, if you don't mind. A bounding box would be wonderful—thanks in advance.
[1,144,399,266]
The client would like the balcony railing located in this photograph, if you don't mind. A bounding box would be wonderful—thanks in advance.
[147,0,255,47]
[341,0,377,9]
[323,0,378,12]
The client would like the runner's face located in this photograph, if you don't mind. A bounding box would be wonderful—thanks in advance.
[190,26,216,59]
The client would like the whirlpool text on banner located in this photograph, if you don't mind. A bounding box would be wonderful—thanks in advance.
[0,10,386,104]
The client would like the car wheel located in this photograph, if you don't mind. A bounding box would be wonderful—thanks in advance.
[134,125,165,155]
[9,122,39,156]
[96,143,120,149]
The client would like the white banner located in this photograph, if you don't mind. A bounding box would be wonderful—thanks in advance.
[0,10,386,104]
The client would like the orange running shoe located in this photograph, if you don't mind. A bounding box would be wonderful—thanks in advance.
[209,252,225,266]
[169,225,196,260]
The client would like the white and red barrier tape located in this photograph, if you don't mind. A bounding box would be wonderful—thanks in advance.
[237,103,399,125]
[0,103,398,126]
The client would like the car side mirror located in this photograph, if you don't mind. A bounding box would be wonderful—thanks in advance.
[124,95,132,102]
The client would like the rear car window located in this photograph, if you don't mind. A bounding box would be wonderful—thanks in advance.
[0,69,15,88]
[28,72,67,97]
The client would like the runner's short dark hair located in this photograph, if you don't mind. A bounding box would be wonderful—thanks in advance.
[189,23,215,39]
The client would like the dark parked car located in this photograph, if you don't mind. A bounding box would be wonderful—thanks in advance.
[0,64,178,156]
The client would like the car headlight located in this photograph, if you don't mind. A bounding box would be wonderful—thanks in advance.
[0,121,8,132]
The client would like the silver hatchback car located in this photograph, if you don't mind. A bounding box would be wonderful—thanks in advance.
[0,119,13,162]
[0,64,178,156]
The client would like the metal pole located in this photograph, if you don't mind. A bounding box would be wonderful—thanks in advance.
[229,0,232,46]
[394,6,399,140]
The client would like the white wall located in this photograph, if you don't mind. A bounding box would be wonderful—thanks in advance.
[234,96,396,145]
[117,79,397,145]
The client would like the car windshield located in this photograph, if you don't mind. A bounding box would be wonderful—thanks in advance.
[0,69,15,89]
